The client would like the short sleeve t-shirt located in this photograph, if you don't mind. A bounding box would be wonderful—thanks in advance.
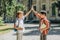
[15,16,25,28]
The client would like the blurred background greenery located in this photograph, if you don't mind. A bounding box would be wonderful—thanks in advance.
[0,0,26,24]
[0,0,60,24]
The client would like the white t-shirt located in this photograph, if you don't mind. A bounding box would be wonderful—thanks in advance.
[15,16,25,32]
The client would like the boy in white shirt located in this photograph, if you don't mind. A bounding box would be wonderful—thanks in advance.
[14,10,31,40]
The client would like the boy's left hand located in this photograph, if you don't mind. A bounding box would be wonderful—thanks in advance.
[18,28,23,30]
[38,27,47,33]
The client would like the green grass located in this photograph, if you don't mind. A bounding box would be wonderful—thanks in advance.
[0,29,11,35]
[0,25,13,35]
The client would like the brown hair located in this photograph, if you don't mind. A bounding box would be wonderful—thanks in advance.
[16,11,24,17]
[41,12,46,16]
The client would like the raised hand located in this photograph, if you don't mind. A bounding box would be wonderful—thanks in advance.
[31,5,34,11]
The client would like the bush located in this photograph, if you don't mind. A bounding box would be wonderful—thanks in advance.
[5,0,26,22]
[0,17,5,26]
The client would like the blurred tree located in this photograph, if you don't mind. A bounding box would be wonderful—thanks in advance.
[0,0,26,23]
[52,3,56,16]
[28,0,32,20]
[55,1,60,16]
[0,17,5,26]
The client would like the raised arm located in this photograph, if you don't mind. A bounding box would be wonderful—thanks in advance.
[31,6,41,18]
[24,10,31,17]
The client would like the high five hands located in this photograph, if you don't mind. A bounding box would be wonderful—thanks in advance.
[31,5,34,11]
[30,5,38,14]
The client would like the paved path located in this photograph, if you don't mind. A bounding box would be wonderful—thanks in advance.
[0,24,60,40]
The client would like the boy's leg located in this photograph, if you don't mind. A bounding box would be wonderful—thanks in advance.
[40,33,46,40]
[17,30,23,40]
[40,33,43,40]
[40,33,42,40]
[43,34,46,40]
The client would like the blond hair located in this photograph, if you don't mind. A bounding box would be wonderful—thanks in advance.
[17,11,24,14]
[16,11,24,17]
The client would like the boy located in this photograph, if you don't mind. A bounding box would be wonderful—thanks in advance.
[31,6,50,40]
[14,10,31,40]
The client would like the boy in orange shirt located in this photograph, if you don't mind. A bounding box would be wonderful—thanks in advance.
[31,6,50,40]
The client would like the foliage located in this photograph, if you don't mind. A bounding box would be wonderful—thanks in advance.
[0,17,5,26]
[0,0,26,22]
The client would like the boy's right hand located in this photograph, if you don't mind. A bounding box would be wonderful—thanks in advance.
[15,28,23,30]
[38,27,44,33]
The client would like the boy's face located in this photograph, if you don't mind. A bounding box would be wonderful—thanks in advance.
[18,13,24,18]
[40,14,45,19]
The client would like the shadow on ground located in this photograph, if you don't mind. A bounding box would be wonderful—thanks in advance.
[0,26,60,36]
[24,26,60,36]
